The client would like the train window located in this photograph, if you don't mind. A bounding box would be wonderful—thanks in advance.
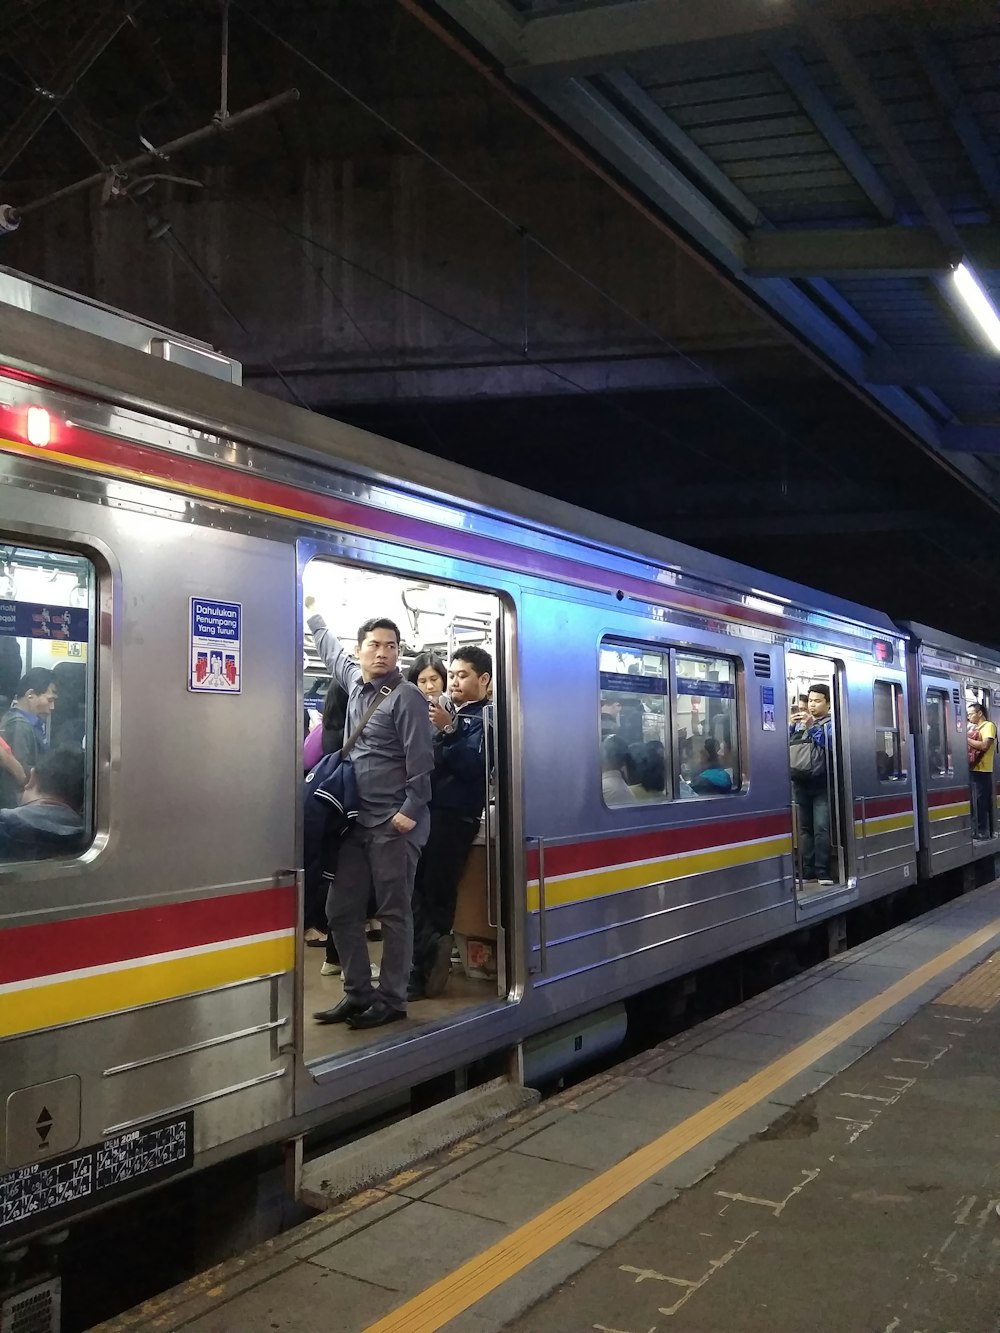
[874,680,906,782]
[676,653,739,798]
[0,543,94,864]
[925,689,951,777]
[599,641,667,805]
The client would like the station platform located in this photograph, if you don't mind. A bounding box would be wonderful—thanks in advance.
[96,881,1000,1333]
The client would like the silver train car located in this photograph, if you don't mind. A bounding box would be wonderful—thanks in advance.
[0,272,997,1248]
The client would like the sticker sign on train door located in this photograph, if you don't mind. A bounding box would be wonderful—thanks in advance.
[761,685,776,731]
[189,598,241,694]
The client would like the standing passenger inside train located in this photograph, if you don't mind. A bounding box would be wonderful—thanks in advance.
[0,668,56,805]
[789,684,834,885]
[49,661,87,750]
[409,647,493,1000]
[967,699,996,840]
[303,681,351,951]
[306,599,433,1030]
[408,652,448,708]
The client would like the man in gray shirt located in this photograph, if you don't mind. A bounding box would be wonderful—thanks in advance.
[307,599,433,1029]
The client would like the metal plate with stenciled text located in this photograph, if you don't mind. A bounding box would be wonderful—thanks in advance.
[0,1111,194,1242]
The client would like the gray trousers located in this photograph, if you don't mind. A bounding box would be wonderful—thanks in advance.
[327,822,420,1013]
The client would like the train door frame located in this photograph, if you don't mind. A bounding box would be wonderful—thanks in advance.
[293,541,525,1104]
[915,671,966,878]
[964,680,998,843]
[785,651,855,905]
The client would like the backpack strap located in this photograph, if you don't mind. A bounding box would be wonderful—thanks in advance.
[342,679,401,758]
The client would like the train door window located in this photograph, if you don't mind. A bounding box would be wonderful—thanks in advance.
[599,641,667,805]
[925,689,951,777]
[0,543,95,865]
[874,681,906,782]
[675,652,739,799]
[301,560,507,1066]
[965,683,996,841]
[786,652,848,894]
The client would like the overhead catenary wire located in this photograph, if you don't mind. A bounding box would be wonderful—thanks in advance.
[11,88,299,219]
[145,210,312,412]
[233,2,794,452]
[233,196,726,468]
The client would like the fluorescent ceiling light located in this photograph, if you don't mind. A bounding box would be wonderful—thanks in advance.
[951,261,1000,353]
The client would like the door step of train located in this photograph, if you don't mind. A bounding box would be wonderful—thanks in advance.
[300,1077,538,1211]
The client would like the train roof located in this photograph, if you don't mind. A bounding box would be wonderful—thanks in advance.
[898,621,1000,672]
[0,287,902,640]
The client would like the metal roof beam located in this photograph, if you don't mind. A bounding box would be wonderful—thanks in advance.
[940,425,1000,453]
[428,0,524,66]
[745,226,1000,277]
[598,70,762,227]
[803,9,963,253]
[867,349,1000,387]
[491,0,996,80]
[769,45,895,222]
[912,32,1000,215]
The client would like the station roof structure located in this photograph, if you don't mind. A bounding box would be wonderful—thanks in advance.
[420,0,1000,503]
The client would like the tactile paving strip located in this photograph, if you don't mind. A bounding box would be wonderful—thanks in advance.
[934,954,1000,1011]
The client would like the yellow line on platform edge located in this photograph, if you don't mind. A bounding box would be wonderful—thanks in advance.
[363,914,1000,1333]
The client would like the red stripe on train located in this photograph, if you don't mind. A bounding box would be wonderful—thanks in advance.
[0,884,297,985]
[928,785,970,807]
[526,811,791,880]
[0,402,789,633]
[852,794,913,816]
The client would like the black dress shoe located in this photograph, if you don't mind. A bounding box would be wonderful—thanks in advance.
[407,981,426,1002]
[313,995,372,1024]
[345,998,406,1030]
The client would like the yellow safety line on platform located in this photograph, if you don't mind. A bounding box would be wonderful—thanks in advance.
[363,913,1000,1333]
[934,953,1000,1011]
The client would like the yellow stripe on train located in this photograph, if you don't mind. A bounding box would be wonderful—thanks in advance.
[853,813,915,838]
[0,935,295,1040]
[929,802,970,822]
[526,834,792,912]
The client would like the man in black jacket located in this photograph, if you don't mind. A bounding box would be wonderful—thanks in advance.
[410,646,493,1000]
[0,668,56,807]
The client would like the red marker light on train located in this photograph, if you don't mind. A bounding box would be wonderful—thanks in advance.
[25,406,51,447]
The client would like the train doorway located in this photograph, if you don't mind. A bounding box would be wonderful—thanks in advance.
[786,653,850,900]
[300,561,511,1065]
[964,683,997,842]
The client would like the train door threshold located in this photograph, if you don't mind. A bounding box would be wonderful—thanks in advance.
[296,1076,538,1211]
[794,880,857,917]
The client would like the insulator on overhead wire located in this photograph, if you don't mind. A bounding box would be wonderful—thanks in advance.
[0,204,21,234]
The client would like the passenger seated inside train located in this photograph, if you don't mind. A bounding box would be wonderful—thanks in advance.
[0,747,84,860]
[0,668,57,807]
[690,739,735,795]
[602,734,636,805]
[626,741,665,799]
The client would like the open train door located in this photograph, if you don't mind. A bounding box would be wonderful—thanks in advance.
[786,652,854,903]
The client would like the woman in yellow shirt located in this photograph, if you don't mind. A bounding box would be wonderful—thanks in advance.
[967,700,996,840]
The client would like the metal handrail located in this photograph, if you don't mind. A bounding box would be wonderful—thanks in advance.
[483,704,499,930]
[531,835,547,974]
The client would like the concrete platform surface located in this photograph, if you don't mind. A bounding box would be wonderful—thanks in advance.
[94,881,1000,1333]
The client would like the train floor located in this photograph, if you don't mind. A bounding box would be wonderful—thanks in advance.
[302,941,498,1064]
[97,880,1000,1333]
